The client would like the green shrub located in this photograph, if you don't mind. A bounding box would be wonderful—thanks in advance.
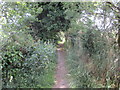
[66,30,118,88]
[66,48,95,88]
[81,30,108,56]
[2,40,56,88]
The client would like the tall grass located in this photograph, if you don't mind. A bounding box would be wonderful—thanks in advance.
[66,30,119,88]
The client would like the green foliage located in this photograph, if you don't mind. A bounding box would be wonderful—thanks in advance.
[1,2,71,43]
[1,1,119,88]
[2,45,24,69]
[30,2,70,41]
[66,29,118,88]
[81,30,108,57]
[1,2,58,88]
[24,41,56,73]
[67,49,91,88]
[2,39,56,88]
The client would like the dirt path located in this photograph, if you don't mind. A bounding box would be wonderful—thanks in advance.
[53,48,69,88]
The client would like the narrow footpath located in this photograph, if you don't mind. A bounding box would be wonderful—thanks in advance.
[53,47,69,88]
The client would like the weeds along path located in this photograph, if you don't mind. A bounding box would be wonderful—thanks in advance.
[53,46,69,88]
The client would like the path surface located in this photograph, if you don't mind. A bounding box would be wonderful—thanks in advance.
[53,48,69,88]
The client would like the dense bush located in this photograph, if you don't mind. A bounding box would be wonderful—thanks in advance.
[81,30,108,56]
[67,48,94,88]
[31,2,70,41]
[2,38,56,88]
[66,29,119,88]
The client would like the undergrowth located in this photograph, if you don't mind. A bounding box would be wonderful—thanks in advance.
[66,30,119,88]
[2,35,57,88]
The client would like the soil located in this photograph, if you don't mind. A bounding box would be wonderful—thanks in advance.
[53,47,69,88]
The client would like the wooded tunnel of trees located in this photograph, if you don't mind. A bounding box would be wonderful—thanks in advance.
[0,1,120,88]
